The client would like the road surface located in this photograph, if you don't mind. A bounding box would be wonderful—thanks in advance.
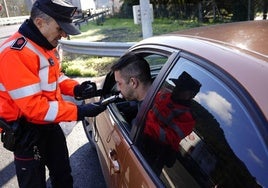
[0,122,106,188]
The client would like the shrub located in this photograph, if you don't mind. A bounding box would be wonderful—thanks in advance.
[61,55,116,77]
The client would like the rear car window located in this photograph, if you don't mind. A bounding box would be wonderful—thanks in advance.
[139,57,267,187]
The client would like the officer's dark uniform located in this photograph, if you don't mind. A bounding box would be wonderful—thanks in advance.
[14,121,73,188]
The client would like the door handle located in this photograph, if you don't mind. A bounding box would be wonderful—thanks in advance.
[109,149,120,173]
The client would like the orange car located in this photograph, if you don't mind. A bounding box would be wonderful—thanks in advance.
[83,20,268,187]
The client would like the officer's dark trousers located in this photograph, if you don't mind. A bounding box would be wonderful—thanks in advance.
[13,123,73,188]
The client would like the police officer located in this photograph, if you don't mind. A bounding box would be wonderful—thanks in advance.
[0,0,106,187]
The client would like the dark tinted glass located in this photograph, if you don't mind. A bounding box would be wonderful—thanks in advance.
[141,57,267,187]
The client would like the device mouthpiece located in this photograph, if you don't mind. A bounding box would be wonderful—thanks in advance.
[101,93,123,105]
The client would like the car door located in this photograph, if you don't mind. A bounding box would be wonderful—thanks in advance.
[94,102,157,187]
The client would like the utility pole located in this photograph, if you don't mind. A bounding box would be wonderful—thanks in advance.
[139,0,152,39]
[248,0,251,20]
[3,0,9,17]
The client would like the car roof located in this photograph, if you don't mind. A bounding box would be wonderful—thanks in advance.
[132,20,268,121]
[170,20,268,57]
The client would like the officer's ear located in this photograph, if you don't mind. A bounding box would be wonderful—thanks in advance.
[33,17,46,30]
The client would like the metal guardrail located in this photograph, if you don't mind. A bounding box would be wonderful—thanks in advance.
[58,40,136,57]
[59,9,135,57]
[0,16,28,26]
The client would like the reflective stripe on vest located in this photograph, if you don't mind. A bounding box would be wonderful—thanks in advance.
[0,40,14,53]
[45,101,59,121]
[0,38,60,122]
[151,105,188,143]
[9,83,40,99]
[0,83,5,91]
[58,74,69,83]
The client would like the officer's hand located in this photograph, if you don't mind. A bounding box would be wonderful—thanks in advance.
[77,102,106,120]
[74,81,97,100]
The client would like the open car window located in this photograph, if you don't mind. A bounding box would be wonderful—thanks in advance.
[104,53,168,134]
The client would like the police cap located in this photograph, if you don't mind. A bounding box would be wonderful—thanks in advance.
[33,0,81,35]
[170,71,202,96]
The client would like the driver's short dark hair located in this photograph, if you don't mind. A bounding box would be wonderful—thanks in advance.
[111,52,151,84]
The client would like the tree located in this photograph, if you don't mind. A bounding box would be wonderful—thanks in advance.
[118,0,139,18]
[118,0,267,21]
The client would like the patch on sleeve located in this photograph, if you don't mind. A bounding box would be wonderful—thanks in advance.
[11,36,27,50]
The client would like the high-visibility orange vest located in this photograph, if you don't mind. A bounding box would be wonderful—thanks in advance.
[144,91,195,151]
[0,32,79,124]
